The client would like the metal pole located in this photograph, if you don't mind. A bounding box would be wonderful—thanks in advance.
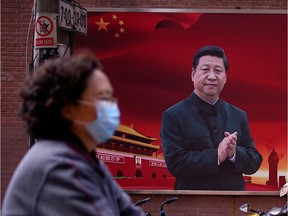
[34,0,71,67]
[30,0,71,147]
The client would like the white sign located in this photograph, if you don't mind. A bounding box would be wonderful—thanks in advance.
[59,0,87,35]
[34,13,57,48]
[96,153,125,164]
[149,160,167,168]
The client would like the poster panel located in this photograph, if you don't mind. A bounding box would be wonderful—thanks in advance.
[74,10,287,191]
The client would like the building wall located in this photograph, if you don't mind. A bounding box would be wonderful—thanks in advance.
[1,0,287,211]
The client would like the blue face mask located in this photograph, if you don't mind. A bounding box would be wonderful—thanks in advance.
[86,100,120,144]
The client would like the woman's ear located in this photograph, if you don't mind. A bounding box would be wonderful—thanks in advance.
[61,104,74,121]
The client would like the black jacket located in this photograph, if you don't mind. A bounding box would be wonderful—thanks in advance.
[161,92,263,190]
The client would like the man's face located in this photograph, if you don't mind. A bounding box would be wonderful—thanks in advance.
[191,55,227,103]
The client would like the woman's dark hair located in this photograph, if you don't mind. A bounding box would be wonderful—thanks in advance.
[192,45,229,72]
[19,53,102,139]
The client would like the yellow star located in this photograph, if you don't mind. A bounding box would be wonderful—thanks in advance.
[112,15,118,20]
[114,33,120,38]
[119,20,124,26]
[95,18,110,31]
[119,28,125,33]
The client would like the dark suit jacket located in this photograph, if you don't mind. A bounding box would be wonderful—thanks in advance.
[161,92,263,190]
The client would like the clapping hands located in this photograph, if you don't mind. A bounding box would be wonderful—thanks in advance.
[218,132,237,163]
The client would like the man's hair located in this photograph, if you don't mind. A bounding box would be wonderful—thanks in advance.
[192,45,229,72]
[19,53,102,139]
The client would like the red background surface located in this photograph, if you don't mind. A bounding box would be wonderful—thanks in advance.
[75,12,287,187]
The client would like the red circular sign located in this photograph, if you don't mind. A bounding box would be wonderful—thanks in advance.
[36,16,54,37]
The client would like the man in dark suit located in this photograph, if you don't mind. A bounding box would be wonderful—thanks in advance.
[161,46,263,190]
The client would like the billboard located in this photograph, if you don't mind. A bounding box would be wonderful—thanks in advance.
[74,10,287,191]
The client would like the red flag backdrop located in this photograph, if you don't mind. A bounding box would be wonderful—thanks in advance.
[74,11,287,190]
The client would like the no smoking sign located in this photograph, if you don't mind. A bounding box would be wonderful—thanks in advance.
[34,14,57,48]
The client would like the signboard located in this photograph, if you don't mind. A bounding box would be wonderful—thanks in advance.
[74,11,287,191]
[34,13,57,48]
[59,0,87,35]
[149,160,167,168]
[96,153,125,164]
